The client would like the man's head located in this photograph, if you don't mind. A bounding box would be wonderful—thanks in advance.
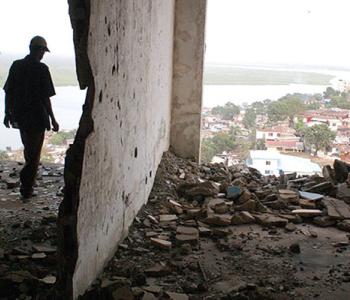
[29,36,50,61]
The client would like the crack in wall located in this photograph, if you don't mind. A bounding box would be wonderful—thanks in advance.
[56,0,94,298]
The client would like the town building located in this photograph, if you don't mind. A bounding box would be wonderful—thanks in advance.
[256,126,297,141]
[297,109,350,132]
[265,140,304,152]
[246,150,321,177]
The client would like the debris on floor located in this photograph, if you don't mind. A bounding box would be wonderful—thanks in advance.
[1,155,350,299]
[0,161,63,299]
[79,154,350,300]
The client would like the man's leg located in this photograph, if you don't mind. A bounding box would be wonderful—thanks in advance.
[19,129,45,198]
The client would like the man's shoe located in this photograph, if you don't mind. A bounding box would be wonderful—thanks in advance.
[20,194,31,203]
[20,191,37,202]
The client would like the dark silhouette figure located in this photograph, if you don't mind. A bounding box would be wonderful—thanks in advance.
[3,36,59,201]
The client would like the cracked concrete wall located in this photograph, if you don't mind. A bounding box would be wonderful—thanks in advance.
[71,1,176,298]
[58,0,207,298]
[171,0,207,161]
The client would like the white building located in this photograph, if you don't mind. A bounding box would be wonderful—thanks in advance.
[256,126,296,141]
[246,150,321,177]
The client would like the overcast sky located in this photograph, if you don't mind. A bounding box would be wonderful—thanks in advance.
[206,0,350,67]
[0,0,74,57]
[1,0,350,67]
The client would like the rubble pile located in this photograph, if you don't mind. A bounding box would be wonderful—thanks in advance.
[80,153,350,300]
[0,161,64,299]
[1,154,350,299]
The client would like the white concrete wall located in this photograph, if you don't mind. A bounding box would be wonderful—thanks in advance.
[72,1,175,297]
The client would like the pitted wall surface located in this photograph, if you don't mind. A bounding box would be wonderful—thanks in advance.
[72,1,175,297]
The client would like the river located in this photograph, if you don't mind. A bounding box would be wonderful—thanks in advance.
[203,83,329,107]
[0,83,336,150]
[0,86,86,150]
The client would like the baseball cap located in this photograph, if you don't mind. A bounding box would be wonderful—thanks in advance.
[30,36,50,52]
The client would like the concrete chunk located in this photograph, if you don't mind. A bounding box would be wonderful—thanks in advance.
[255,214,288,227]
[159,214,178,222]
[204,214,232,226]
[150,238,172,249]
[292,209,322,217]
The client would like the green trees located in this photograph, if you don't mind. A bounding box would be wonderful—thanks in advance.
[303,124,335,156]
[201,127,240,163]
[49,129,77,145]
[267,94,306,124]
[323,87,339,99]
[242,107,257,129]
[0,150,9,161]
[211,102,240,120]
[329,95,350,109]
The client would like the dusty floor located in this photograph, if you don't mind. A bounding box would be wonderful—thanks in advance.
[1,156,350,300]
[0,161,63,299]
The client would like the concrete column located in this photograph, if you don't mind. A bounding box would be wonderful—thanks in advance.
[170,0,207,161]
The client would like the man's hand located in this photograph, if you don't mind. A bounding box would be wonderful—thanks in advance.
[52,119,59,132]
[3,115,11,128]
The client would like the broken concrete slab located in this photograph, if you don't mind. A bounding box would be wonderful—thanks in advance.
[322,197,350,220]
[178,181,219,198]
[337,220,350,232]
[299,191,323,201]
[159,215,178,222]
[337,183,350,204]
[299,199,317,209]
[144,264,171,277]
[292,209,323,217]
[32,244,57,253]
[285,223,296,232]
[235,199,256,212]
[304,181,335,195]
[313,216,336,227]
[150,238,172,250]
[176,226,199,244]
[254,214,288,227]
[334,159,350,183]
[204,214,232,226]
[231,211,256,224]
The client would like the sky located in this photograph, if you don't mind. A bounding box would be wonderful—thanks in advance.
[206,0,350,67]
[0,0,350,67]
[0,0,74,57]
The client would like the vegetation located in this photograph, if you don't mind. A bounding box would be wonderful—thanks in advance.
[211,102,240,120]
[242,107,257,129]
[303,124,336,156]
[0,150,9,161]
[204,65,335,86]
[201,127,241,163]
[49,129,77,145]
[267,94,306,124]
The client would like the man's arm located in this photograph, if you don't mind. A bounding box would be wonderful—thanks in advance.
[44,97,59,132]
[3,93,13,128]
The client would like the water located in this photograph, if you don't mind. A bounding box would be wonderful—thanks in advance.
[203,83,328,107]
[0,86,86,150]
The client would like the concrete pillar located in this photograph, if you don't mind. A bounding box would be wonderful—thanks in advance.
[170,0,207,161]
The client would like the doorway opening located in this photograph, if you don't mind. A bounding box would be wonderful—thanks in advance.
[201,0,350,173]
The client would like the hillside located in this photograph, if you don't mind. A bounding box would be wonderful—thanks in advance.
[204,65,335,86]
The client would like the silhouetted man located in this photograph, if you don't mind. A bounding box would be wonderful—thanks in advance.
[3,36,59,201]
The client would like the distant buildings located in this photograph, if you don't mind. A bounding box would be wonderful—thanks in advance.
[265,140,304,152]
[256,125,303,152]
[296,108,350,132]
[246,150,321,177]
[256,126,297,141]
